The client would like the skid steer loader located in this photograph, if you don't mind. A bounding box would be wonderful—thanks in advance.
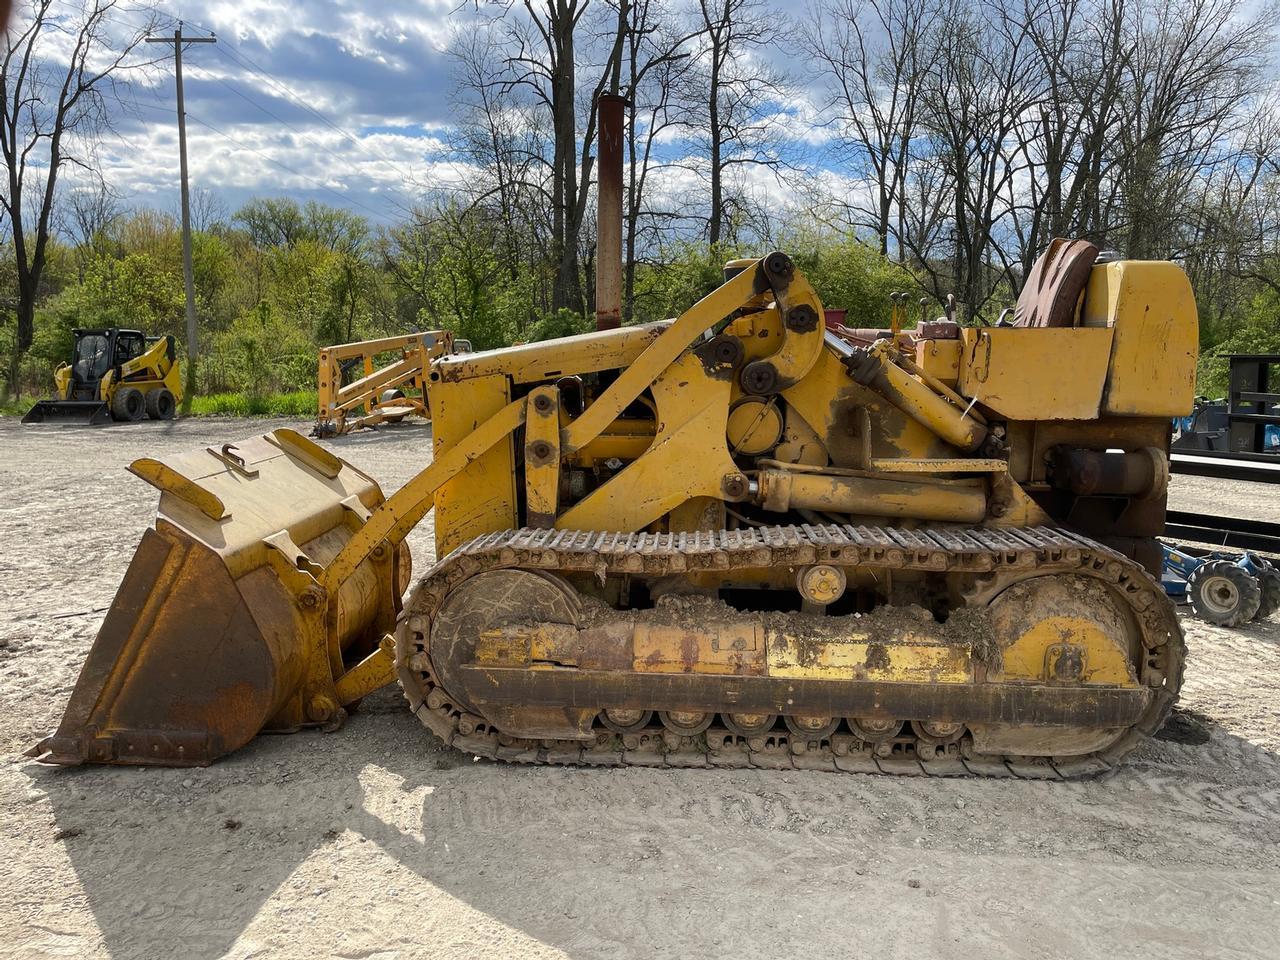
[22,328,182,425]
[29,238,1198,778]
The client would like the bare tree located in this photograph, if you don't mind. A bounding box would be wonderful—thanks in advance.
[451,26,554,329]
[685,0,788,247]
[61,173,121,279]
[806,0,932,257]
[188,186,228,233]
[901,0,1038,316]
[620,0,696,319]
[482,0,630,312]
[0,0,157,395]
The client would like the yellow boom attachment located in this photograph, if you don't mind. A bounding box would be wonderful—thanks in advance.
[314,331,466,438]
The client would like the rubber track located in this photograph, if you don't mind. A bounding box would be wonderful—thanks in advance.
[394,524,1185,780]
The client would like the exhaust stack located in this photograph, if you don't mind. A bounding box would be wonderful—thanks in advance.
[596,93,625,331]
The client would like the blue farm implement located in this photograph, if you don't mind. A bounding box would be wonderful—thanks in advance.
[1162,544,1280,626]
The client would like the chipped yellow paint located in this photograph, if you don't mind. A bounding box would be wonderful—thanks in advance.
[558,353,741,532]
[633,623,766,675]
[999,616,1137,686]
[766,631,973,682]
[915,337,961,385]
[523,385,561,527]
[1082,260,1199,417]
[958,326,1114,420]
[434,323,667,385]
[430,373,518,555]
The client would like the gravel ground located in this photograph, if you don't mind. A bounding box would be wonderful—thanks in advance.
[1,415,1278,960]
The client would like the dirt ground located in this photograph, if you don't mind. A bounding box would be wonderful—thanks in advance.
[1,415,1278,960]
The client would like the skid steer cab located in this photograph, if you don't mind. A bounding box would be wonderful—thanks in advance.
[22,328,183,425]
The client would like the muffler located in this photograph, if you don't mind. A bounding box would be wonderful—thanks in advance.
[28,429,409,766]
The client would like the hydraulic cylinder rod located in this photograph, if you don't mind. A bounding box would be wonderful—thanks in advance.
[844,342,987,452]
[755,469,988,523]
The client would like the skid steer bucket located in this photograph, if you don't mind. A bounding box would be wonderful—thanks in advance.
[29,428,409,766]
[22,399,112,425]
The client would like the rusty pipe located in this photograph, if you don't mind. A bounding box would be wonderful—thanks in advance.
[755,469,988,523]
[596,93,625,331]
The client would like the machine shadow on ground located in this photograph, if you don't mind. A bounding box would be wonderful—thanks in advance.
[25,684,1280,960]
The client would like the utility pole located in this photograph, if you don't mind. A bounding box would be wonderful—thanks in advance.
[146,24,215,412]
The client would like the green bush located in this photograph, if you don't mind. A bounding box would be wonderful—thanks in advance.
[525,308,593,342]
[0,397,35,418]
[780,229,914,329]
[189,390,317,417]
[631,242,732,324]
[1195,288,1280,397]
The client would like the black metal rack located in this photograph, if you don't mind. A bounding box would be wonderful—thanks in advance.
[1170,354,1280,482]
[1226,354,1280,454]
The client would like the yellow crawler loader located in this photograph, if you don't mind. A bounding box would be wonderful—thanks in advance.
[29,239,1197,778]
[22,328,182,425]
[27,97,1196,778]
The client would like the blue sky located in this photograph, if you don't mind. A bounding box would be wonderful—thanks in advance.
[95,0,824,228]
[104,0,475,224]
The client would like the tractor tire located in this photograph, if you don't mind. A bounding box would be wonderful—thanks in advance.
[1252,568,1280,620]
[145,388,177,421]
[110,387,145,422]
[1188,560,1262,626]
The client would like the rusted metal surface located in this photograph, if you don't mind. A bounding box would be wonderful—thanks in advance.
[30,431,404,766]
[1050,446,1166,499]
[523,385,561,527]
[454,666,1151,730]
[843,341,988,452]
[595,93,625,331]
[1013,238,1098,328]
[395,522,1183,779]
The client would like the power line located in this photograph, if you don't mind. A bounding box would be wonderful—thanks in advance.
[187,65,376,182]
[145,23,216,402]
[88,6,417,223]
[101,4,422,182]
[132,95,399,224]
[194,26,423,187]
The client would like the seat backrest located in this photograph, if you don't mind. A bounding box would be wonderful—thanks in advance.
[1013,238,1099,328]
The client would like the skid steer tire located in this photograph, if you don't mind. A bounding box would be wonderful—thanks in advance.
[1252,568,1280,621]
[145,388,177,421]
[1188,560,1261,626]
[110,387,145,422]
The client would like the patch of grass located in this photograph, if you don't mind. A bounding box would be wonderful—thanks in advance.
[0,397,36,418]
[188,390,317,418]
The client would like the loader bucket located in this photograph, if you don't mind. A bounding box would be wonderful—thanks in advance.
[22,399,113,425]
[29,429,409,766]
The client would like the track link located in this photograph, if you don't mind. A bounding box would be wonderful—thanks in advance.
[395,524,1184,779]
